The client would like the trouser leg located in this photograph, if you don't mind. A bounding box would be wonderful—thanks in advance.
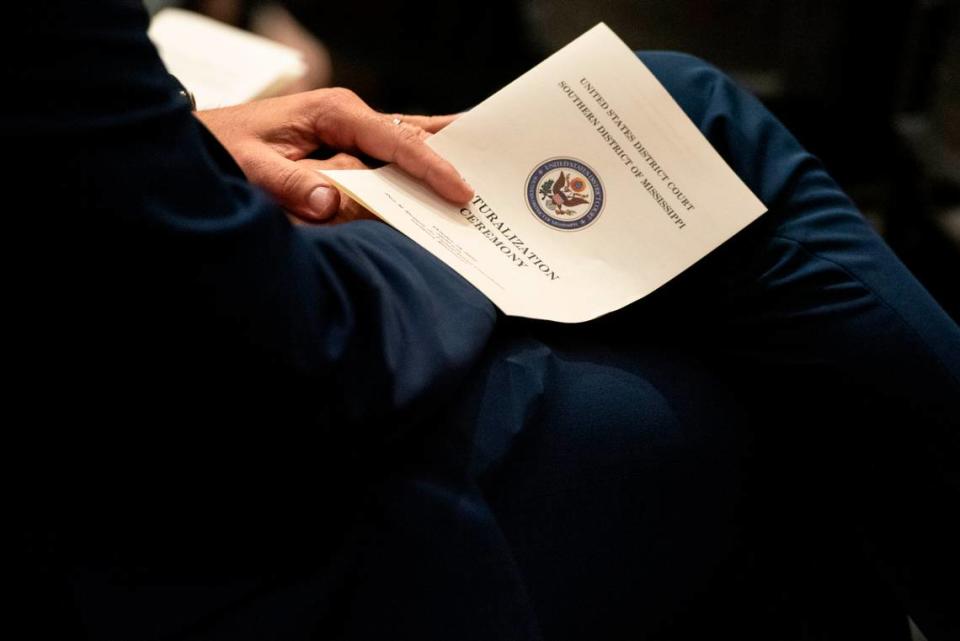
[629,51,959,640]
[474,333,752,641]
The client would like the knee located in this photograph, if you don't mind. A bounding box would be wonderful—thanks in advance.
[637,50,718,75]
[634,50,801,201]
[537,353,745,478]
[634,51,734,128]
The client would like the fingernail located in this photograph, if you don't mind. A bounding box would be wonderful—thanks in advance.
[308,185,336,219]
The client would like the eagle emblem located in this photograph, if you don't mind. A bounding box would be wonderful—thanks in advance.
[539,170,591,215]
[526,158,605,230]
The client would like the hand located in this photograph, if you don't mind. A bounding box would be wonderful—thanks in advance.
[195,89,471,222]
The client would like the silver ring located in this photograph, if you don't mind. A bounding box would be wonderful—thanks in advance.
[391,117,403,126]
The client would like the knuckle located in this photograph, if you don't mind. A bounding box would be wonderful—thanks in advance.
[338,87,359,101]
[315,88,342,112]
[318,88,366,144]
[327,87,361,116]
[327,86,356,103]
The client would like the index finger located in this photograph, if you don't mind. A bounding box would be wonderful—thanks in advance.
[353,113,474,204]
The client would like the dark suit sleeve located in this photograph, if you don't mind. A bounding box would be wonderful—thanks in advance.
[6,0,496,442]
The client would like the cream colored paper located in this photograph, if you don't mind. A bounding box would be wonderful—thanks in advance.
[322,23,766,323]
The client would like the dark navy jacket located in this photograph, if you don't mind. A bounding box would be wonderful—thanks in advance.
[8,0,497,582]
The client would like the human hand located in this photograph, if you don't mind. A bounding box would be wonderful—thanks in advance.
[195,89,470,222]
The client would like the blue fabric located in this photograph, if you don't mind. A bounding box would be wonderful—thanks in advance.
[323,52,960,640]
[9,2,958,640]
[455,52,960,641]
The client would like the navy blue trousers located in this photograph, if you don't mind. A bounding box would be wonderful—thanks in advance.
[64,54,959,641]
[320,52,960,641]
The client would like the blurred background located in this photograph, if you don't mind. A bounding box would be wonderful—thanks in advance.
[147,0,959,323]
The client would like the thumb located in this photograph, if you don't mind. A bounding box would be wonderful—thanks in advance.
[253,154,341,222]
